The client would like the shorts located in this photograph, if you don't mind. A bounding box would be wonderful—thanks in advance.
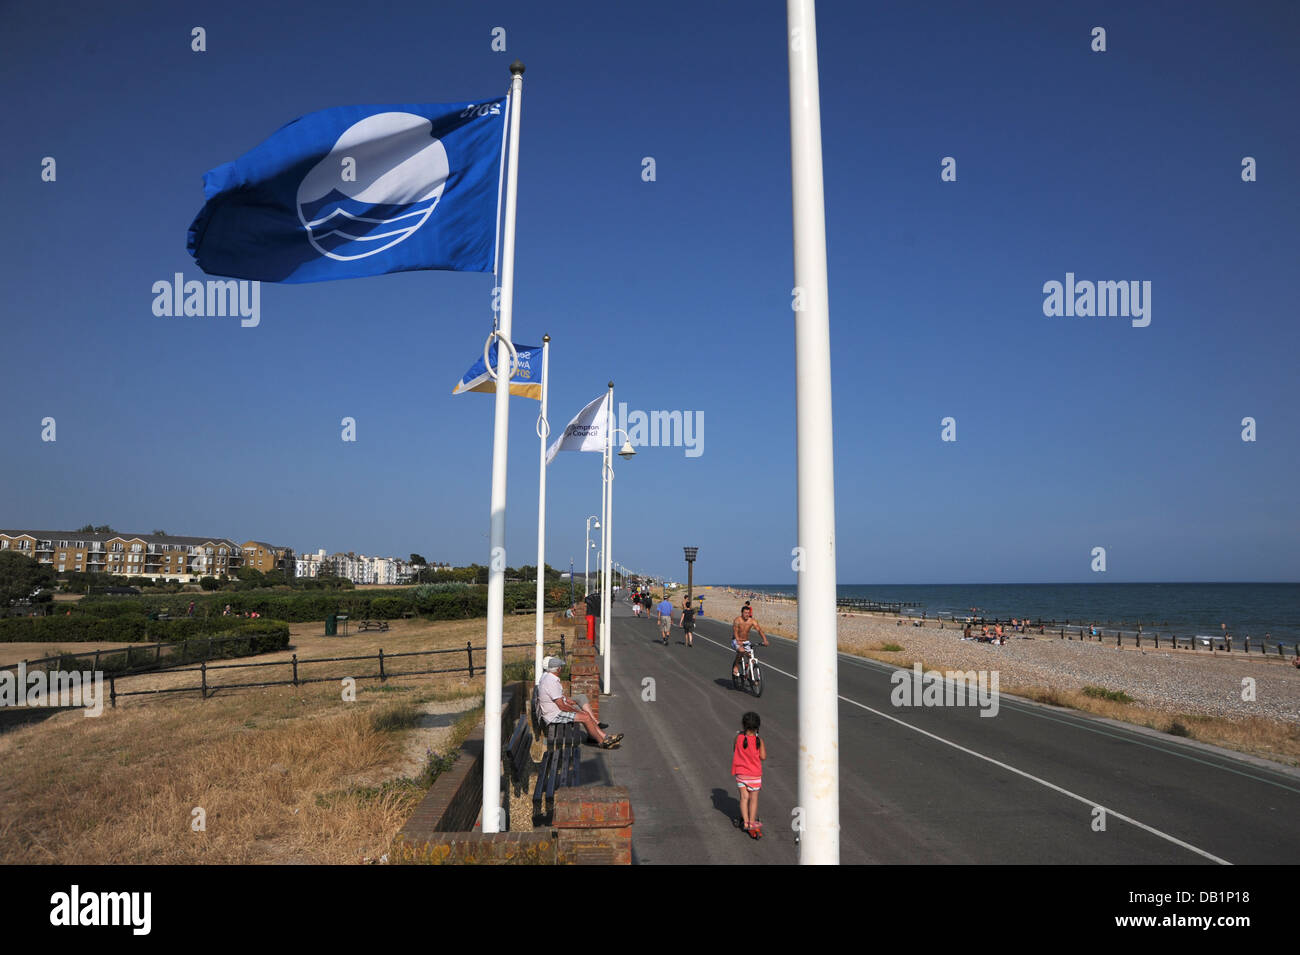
[658,617,671,633]
[682,619,695,633]
[547,712,576,724]
[735,775,762,792]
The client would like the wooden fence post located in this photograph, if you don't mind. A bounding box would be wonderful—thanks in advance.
[200,662,207,700]
[110,674,116,709]
[292,654,298,687]
[379,648,386,682]
[466,641,474,677]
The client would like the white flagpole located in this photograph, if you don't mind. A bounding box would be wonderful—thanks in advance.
[602,381,614,692]
[598,390,608,643]
[534,335,551,682]
[787,0,840,864]
[482,59,526,835]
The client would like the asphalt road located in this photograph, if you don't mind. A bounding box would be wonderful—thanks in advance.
[587,599,1300,865]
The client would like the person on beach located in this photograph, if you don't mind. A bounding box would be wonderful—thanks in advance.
[680,598,696,648]
[732,711,767,838]
[656,595,674,644]
[537,656,622,749]
[732,605,769,678]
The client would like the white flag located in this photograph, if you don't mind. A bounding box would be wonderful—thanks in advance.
[546,393,609,465]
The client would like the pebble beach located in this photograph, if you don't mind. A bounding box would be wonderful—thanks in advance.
[696,588,1300,725]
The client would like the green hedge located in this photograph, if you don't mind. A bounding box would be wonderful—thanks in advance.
[69,584,557,625]
[0,615,290,646]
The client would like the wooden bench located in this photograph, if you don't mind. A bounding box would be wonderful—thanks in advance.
[356,619,389,632]
[503,711,533,797]
[533,720,582,824]
[529,684,583,824]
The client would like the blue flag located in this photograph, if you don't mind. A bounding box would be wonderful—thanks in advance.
[453,341,543,399]
[187,98,507,283]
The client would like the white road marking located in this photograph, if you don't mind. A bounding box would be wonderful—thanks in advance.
[690,626,1231,865]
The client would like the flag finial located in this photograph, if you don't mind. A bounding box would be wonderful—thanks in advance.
[510,60,526,75]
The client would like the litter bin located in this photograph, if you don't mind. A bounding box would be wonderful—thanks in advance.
[325,614,337,636]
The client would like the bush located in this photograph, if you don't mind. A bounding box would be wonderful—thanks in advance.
[199,577,219,591]
[1082,685,1135,704]
[0,614,289,646]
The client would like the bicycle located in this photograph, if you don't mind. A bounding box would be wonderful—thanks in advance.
[732,641,763,697]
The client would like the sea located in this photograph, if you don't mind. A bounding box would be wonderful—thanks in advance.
[725,583,1300,647]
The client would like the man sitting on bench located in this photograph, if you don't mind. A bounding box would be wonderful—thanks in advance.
[537,657,623,749]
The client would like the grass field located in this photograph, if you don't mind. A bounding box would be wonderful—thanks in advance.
[0,614,549,864]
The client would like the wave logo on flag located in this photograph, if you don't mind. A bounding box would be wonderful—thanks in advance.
[297,112,450,261]
[453,340,543,399]
[188,99,506,284]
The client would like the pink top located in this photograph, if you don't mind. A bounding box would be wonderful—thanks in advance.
[732,733,762,777]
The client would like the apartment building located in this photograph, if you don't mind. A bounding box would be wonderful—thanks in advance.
[0,530,284,583]
[294,548,417,585]
[240,541,294,576]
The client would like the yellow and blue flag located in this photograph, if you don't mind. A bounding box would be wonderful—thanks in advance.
[453,340,543,400]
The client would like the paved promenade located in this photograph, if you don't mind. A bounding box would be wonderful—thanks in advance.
[591,599,1300,864]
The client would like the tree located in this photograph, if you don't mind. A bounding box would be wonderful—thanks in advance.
[409,553,427,566]
[151,529,167,536]
[199,576,219,591]
[0,551,56,607]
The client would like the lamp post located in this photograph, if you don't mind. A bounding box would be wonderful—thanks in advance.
[683,546,698,607]
[569,557,574,609]
[584,515,599,596]
[600,422,637,692]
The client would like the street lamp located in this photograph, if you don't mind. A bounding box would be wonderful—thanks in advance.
[584,515,600,596]
[683,546,699,607]
[599,424,637,692]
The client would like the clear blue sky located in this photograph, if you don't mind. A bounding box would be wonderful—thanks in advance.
[2,0,1298,584]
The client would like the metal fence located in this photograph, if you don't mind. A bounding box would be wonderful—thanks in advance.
[105,636,569,707]
[889,613,1300,659]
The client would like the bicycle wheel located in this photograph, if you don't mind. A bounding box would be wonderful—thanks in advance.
[751,663,763,697]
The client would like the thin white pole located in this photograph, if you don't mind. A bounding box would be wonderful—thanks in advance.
[602,383,614,692]
[599,390,608,643]
[787,0,840,865]
[482,60,526,835]
[534,335,551,682]
[603,384,613,660]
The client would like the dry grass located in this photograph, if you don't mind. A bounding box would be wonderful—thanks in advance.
[0,614,547,864]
